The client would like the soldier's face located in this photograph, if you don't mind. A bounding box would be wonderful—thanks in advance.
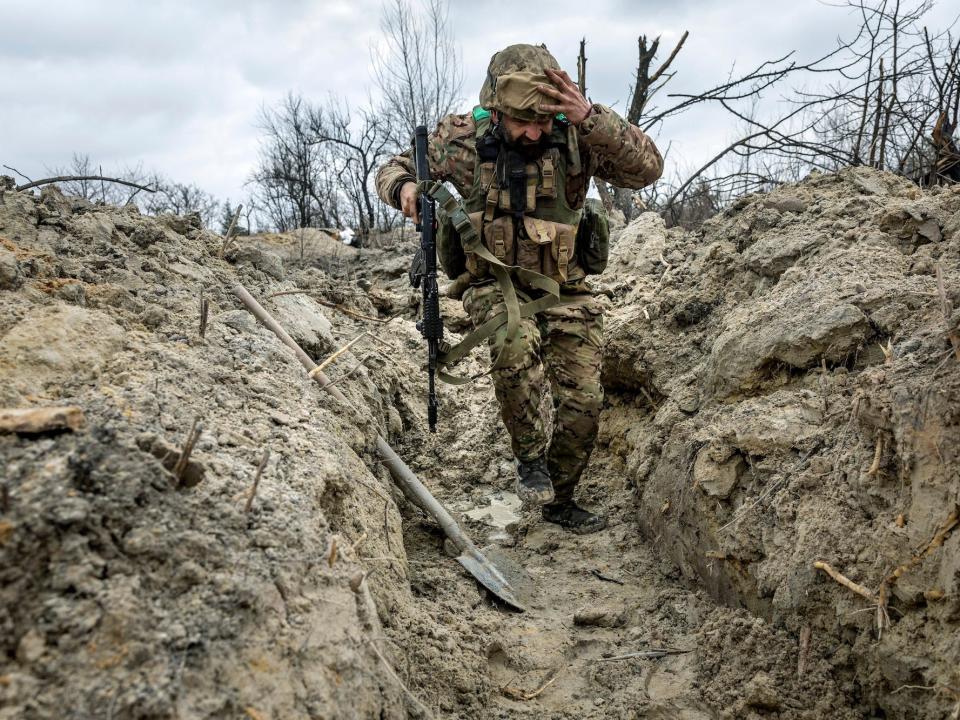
[496,112,554,145]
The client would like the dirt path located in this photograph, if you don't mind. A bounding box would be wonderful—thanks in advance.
[390,369,858,719]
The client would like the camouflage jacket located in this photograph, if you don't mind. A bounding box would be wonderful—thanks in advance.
[375,104,663,211]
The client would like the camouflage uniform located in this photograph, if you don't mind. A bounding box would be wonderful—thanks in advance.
[376,45,662,504]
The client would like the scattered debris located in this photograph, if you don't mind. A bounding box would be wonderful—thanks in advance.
[0,406,85,434]
[590,568,625,585]
[598,647,692,662]
[172,417,203,487]
[501,667,562,701]
[244,448,270,513]
[573,605,626,628]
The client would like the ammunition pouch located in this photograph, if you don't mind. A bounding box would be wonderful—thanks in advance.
[574,198,609,276]
[436,207,467,280]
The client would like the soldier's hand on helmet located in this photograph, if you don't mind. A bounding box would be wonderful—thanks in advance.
[400,181,420,223]
[538,68,594,126]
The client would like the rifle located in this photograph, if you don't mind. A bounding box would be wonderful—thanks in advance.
[408,125,443,431]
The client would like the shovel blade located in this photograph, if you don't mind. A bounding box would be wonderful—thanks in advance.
[457,546,527,612]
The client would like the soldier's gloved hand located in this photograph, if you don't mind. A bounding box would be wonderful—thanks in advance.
[537,67,594,126]
[400,181,421,224]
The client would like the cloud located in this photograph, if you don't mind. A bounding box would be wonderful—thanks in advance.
[2,0,957,206]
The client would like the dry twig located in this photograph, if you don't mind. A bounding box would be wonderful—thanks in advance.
[244,449,270,513]
[797,625,812,678]
[867,435,884,476]
[219,203,243,258]
[814,561,888,636]
[318,354,372,391]
[15,174,156,194]
[590,568,625,585]
[172,418,203,485]
[936,264,960,360]
[501,667,562,701]
[720,446,817,531]
[310,332,369,377]
[598,648,692,662]
[880,505,959,598]
[266,290,396,324]
[199,290,210,339]
[814,561,876,601]
[367,640,434,718]
[2,165,32,183]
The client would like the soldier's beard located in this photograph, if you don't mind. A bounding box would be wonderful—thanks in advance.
[502,134,550,161]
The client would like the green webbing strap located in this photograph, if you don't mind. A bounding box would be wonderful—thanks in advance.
[421,181,573,383]
[436,290,584,384]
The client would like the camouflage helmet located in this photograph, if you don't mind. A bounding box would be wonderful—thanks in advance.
[479,43,561,122]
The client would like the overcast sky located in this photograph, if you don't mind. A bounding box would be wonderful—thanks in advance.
[1,0,956,214]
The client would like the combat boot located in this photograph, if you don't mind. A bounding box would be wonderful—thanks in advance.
[542,501,607,534]
[515,455,555,506]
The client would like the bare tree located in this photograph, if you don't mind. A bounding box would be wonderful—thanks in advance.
[144,180,220,227]
[250,93,343,232]
[590,0,959,228]
[309,97,395,245]
[371,0,463,150]
[42,153,222,226]
[249,92,403,239]
[590,32,688,222]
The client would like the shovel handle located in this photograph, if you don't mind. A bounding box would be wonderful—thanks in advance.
[232,282,470,553]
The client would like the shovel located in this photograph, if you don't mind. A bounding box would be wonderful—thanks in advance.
[375,439,528,610]
[232,283,527,611]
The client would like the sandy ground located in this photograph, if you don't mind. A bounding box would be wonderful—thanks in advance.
[1,167,959,719]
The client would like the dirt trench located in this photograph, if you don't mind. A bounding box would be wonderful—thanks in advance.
[1,167,959,719]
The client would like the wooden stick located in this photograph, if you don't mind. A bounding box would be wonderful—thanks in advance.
[230,283,504,605]
[813,561,877,601]
[867,435,884,476]
[936,264,960,360]
[244,449,270,513]
[266,291,395,324]
[219,203,243,258]
[15,174,156,194]
[501,667,562,701]
[172,418,203,484]
[598,648,691,662]
[309,332,368,377]
[199,290,210,339]
[797,625,812,678]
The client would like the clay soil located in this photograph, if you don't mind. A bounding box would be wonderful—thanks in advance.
[1,167,958,719]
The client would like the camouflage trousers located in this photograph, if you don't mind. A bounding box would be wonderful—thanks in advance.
[462,283,604,503]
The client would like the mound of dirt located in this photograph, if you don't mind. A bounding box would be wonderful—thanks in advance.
[601,166,960,719]
[0,180,455,719]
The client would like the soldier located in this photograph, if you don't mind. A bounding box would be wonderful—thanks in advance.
[376,43,662,533]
